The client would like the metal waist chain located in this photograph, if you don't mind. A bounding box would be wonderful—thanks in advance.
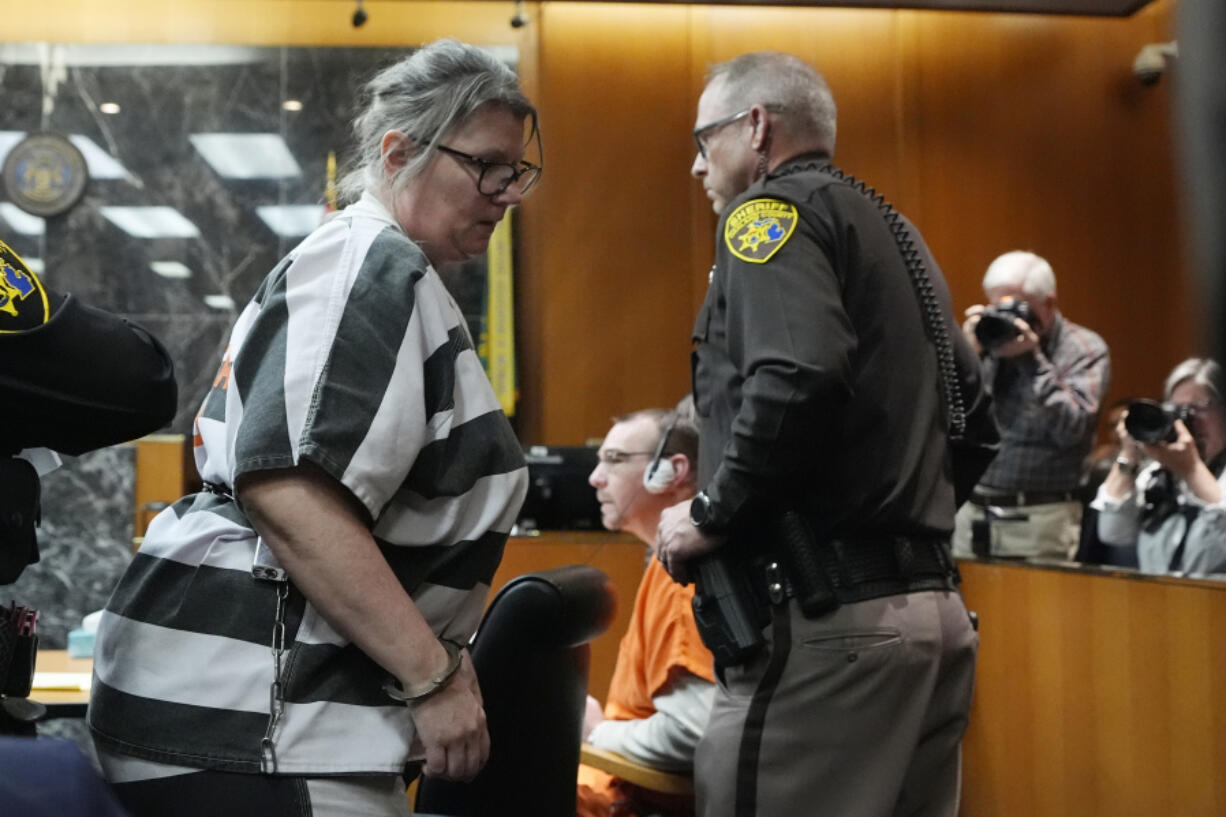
[260,580,290,774]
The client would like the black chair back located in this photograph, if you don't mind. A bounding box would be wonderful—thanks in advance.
[416,564,616,817]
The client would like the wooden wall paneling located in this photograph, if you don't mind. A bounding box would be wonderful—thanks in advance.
[0,1,534,47]
[959,560,1226,817]
[906,2,1187,424]
[132,435,188,539]
[686,5,719,319]
[531,2,697,444]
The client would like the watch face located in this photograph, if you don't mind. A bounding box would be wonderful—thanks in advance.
[690,493,710,527]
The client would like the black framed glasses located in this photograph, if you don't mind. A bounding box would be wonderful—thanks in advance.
[692,109,752,159]
[436,144,542,197]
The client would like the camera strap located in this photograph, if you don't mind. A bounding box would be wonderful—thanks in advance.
[1155,452,1226,571]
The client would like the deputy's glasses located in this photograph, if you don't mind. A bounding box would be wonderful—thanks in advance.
[692,109,752,159]
[436,144,542,197]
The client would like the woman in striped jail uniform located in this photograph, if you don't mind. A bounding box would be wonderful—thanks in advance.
[88,39,541,817]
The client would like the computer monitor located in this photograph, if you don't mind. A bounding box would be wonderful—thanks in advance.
[516,445,602,532]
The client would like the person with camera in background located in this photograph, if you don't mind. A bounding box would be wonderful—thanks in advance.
[953,250,1110,560]
[1092,358,1226,576]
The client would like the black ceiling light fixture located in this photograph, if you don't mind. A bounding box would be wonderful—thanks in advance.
[352,0,368,28]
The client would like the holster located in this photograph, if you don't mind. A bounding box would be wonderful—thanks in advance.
[691,512,960,666]
[690,553,770,668]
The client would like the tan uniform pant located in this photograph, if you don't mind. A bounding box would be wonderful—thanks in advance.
[951,500,1082,560]
[694,590,978,817]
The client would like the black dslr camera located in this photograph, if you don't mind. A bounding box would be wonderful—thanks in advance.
[975,299,1037,351]
[1124,399,1196,444]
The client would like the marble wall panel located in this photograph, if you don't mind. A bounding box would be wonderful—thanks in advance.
[0,44,430,434]
[7,446,134,648]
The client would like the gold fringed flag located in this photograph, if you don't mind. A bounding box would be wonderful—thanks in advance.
[479,214,517,416]
[324,151,338,214]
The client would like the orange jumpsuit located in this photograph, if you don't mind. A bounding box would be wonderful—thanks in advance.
[577,558,716,817]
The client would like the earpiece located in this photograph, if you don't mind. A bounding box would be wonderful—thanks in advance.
[643,457,676,494]
[642,413,680,494]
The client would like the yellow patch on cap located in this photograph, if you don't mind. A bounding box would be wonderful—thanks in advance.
[723,198,797,264]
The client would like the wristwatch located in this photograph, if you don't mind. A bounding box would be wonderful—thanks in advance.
[1114,456,1141,477]
[689,491,727,535]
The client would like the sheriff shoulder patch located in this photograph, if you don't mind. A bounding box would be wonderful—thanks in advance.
[723,197,797,264]
[0,239,50,332]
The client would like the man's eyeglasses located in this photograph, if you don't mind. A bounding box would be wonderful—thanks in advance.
[692,109,752,160]
[597,450,655,466]
[436,144,542,197]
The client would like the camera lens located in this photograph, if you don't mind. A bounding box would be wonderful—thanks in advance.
[974,311,1020,350]
[1124,399,1178,444]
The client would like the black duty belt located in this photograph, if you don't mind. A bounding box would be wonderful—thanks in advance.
[753,534,959,613]
[970,489,1079,508]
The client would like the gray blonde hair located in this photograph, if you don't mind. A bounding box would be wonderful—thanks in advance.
[338,39,537,202]
[1164,357,1224,402]
[706,51,837,155]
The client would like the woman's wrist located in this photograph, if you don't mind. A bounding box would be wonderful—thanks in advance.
[1114,455,1141,477]
[1184,460,1223,505]
[386,638,465,704]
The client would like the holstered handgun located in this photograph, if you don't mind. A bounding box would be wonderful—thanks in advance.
[691,554,766,668]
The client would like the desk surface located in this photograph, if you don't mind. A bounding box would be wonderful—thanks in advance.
[31,649,92,707]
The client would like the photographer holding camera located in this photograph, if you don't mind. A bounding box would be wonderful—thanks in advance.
[953,251,1110,559]
[1092,358,1226,576]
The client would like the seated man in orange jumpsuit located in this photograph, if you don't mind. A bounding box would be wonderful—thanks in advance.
[578,406,715,817]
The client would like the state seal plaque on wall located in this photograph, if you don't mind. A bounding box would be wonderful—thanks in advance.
[2,132,90,217]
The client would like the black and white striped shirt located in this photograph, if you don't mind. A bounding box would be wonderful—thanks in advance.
[89,193,527,774]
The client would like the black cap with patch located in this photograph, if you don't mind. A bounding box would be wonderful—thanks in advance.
[0,240,64,333]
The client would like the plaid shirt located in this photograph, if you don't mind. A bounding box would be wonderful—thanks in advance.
[977,313,1110,493]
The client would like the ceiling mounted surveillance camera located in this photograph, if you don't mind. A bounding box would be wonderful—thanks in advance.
[510,0,528,28]
[1132,41,1178,86]
[352,0,368,28]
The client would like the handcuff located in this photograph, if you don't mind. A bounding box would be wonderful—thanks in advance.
[382,638,465,705]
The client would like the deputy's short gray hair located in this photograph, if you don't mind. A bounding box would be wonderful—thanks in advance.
[982,250,1057,298]
[706,51,837,155]
[338,39,537,202]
